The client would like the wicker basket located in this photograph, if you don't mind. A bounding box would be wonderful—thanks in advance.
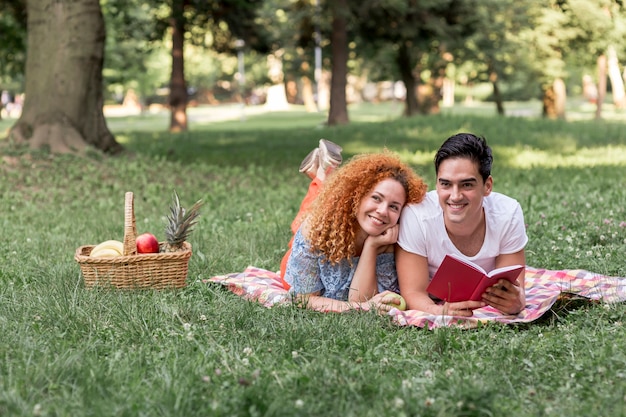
[75,192,192,289]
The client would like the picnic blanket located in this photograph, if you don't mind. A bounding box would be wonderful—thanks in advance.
[205,266,626,329]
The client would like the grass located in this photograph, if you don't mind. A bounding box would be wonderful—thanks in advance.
[1,101,626,416]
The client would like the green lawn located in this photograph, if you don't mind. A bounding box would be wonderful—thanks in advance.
[1,102,625,416]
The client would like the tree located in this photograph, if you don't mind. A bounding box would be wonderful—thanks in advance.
[169,0,187,132]
[563,0,626,116]
[458,0,538,115]
[102,0,266,132]
[9,0,120,154]
[162,0,266,132]
[519,3,574,119]
[255,0,322,112]
[527,0,626,119]
[354,0,478,116]
[327,0,349,125]
[101,0,171,108]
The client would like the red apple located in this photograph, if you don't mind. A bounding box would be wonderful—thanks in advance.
[136,233,160,254]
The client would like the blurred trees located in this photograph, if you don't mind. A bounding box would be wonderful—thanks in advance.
[558,0,626,118]
[2,0,626,153]
[0,0,26,119]
[354,0,479,116]
[457,0,537,115]
[103,0,266,132]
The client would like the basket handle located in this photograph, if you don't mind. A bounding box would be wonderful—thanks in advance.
[123,191,138,256]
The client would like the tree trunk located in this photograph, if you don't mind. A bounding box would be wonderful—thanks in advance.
[553,78,566,119]
[442,78,455,108]
[542,78,566,120]
[582,74,598,103]
[607,46,626,108]
[542,84,552,119]
[9,0,119,154]
[543,78,566,119]
[424,59,447,115]
[169,0,188,132]
[488,68,504,115]
[396,42,419,117]
[595,54,607,120]
[300,75,318,112]
[327,0,349,126]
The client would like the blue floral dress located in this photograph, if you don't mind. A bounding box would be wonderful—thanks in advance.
[284,228,400,300]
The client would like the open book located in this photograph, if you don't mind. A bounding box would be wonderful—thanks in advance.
[427,254,524,303]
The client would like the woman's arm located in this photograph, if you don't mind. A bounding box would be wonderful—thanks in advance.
[395,246,484,316]
[348,224,399,302]
[295,292,359,312]
[297,291,402,313]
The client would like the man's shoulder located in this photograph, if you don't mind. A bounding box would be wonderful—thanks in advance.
[485,192,520,207]
[402,191,440,218]
[484,192,523,218]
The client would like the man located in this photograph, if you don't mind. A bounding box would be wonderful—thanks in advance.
[396,133,527,315]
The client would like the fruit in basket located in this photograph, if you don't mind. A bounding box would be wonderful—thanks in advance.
[163,191,203,253]
[136,232,160,253]
[90,240,124,258]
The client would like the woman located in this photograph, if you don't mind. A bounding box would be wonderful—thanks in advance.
[283,143,428,312]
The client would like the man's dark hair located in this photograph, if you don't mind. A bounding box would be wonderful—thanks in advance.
[434,133,493,182]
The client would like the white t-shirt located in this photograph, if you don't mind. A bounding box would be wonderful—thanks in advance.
[397,190,528,280]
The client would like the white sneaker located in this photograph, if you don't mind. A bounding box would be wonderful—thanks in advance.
[299,147,320,179]
[318,139,342,171]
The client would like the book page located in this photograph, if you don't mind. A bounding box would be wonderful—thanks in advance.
[487,264,524,278]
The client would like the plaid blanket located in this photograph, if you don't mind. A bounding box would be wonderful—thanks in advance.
[205,266,626,329]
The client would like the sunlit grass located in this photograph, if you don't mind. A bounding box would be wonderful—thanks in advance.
[498,144,626,168]
[1,101,626,417]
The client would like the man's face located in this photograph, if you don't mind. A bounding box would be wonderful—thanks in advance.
[435,157,492,227]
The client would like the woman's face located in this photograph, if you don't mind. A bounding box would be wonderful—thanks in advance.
[356,178,406,236]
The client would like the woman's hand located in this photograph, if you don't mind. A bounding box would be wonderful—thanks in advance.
[482,279,525,315]
[358,290,402,313]
[364,224,399,254]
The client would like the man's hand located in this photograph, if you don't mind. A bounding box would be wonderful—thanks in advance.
[482,279,524,315]
[442,300,485,317]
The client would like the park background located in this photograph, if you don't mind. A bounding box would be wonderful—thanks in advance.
[2,1,626,416]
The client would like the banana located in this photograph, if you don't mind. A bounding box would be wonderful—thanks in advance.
[90,248,122,258]
[90,240,124,258]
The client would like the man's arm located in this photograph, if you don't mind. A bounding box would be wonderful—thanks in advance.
[395,246,484,316]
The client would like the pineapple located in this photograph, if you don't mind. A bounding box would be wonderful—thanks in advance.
[163,191,203,253]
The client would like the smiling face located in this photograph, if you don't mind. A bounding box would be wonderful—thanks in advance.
[436,157,493,229]
[356,178,407,237]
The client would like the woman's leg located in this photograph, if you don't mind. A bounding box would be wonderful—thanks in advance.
[279,177,323,289]
[280,139,342,289]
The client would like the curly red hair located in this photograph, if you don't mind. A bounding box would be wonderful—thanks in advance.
[304,151,427,264]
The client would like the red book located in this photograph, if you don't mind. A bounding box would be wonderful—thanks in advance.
[427,254,524,303]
